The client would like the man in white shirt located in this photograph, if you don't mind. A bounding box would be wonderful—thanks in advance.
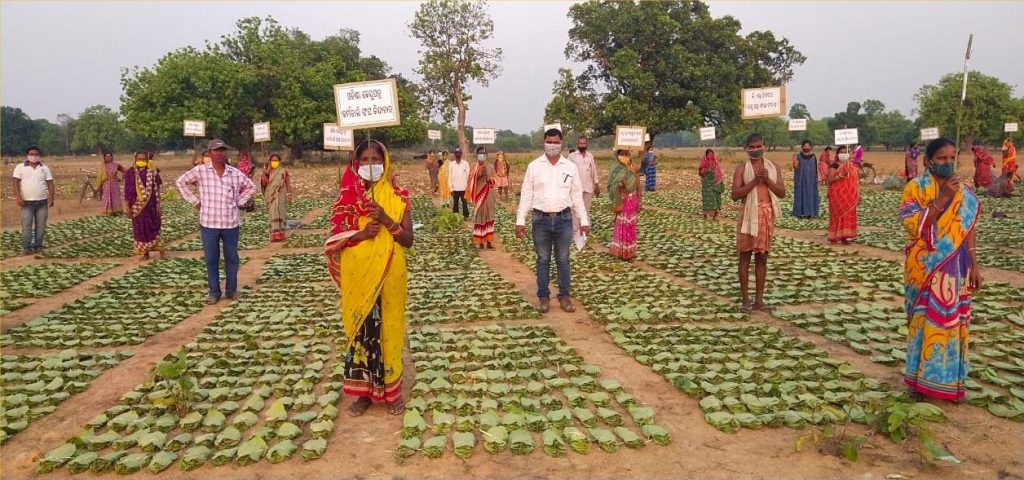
[515,129,591,313]
[12,146,55,255]
[448,148,471,219]
[567,135,600,232]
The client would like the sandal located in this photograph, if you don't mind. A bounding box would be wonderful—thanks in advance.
[740,303,753,314]
[753,303,775,313]
[388,400,406,415]
[347,397,372,417]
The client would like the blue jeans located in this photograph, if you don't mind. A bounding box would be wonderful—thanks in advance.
[21,200,48,252]
[532,210,573,299]
[200,226,240,298]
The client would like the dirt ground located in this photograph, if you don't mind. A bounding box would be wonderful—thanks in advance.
[0,151,1021,480]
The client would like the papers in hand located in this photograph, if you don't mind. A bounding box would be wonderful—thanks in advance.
[574,230,587,251]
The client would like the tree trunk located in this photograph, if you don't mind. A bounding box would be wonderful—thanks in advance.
[454,79,469,156]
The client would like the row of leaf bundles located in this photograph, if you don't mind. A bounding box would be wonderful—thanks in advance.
[410,365,615,395]
[195,310,341,343]
[402,400,657,437]
[396,424,671,459]
[169,340,335,393]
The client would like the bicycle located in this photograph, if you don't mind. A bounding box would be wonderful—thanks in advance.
[78,168,101,204]
[858,161,876,185]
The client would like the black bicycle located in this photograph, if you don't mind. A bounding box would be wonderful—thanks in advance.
[858,162,876,185]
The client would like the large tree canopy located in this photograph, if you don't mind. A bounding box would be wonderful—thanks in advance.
[915,71,1023,147]
[552,0,805,138]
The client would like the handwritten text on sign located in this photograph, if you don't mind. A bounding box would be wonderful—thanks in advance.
[741,86,786,119]
[183,120,205,137]
[253,122,270,142]
[788,119,807,131]
[614,126,646,150]
[1006,123,1019,133]
[699,127,716,141]
[333,78,401,130]
[323,123,354,150]
[834,128,859,145]
[920,127,939,141]
[473,128,496,145]
[427,129,441,141]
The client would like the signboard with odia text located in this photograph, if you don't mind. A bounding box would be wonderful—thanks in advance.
[333,78,401,130]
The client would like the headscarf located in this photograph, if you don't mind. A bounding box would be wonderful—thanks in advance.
[607,152,638,211]
[238,153,252,176]
[699,151,723,183]
[324,140,409,350]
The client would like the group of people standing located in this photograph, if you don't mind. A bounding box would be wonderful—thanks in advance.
[785,142,860,243]
[969,138,1019,197]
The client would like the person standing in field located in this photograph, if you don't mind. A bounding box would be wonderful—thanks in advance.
[324,139,413,416]
[1001,138,1018,192]
[515,128,590,314]
[260,153,292,243]
[817,146,833,184]
[900,137,981,403]
[493,151,511,199]
[791,140,820,219]
[438,150,451,207]
[852,144,864,167]
[971,144,994,191]
[98,151,125,215]
[905,143,920,181]
[568,136,600,232]
[175,138,256,304]
[12,146,54,255]
[237,152,253,177]
[731,133,785,313]
[607,149,642,261]
[425,149,439,195]
[699,148,725,221]
[467,146,497,249]
[826,146,859,244]
[124,151,163,259]
[641,142,657,191]
[448,147,471,220]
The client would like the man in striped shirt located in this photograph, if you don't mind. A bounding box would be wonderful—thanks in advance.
[176,138,256,304]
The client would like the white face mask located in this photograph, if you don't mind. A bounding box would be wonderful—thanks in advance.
[357,164,384,182]
[544,143,562,156]
[837,153,850,161]
[476,153,487,161]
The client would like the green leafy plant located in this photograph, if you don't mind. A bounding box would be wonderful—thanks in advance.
[151,350,196,417]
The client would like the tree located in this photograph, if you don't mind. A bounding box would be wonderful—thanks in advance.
[34,119,66,156]
[409,0,503,155]
[725,117,789,150]
[71,105,127,154]
[544,68,600,136]
[554,1,805,138]
[788,103,811,120]
[1,106,40,155]
[872,110,917,151]
[915,71,1022,147]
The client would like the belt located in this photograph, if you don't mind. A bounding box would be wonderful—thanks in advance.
[534,208,570,217]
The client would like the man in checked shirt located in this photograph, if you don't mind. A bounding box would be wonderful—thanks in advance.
[176,138,256,304]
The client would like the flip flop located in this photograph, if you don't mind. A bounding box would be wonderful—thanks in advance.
[347,398,372,417]
[740,303,753,314]
[753,303,775,313]
[388,400,406,416]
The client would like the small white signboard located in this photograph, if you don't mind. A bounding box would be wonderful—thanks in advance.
[253,122,271,143]
[614,126,646,150]
[1006,123,1019,132]
[323,123,354,150]
[183,120,205,137]
[699,126,716,141]
[333,78,401,130]
[788,118,807,131]
[741,86,786,119]
[544,123,562,133]
[834,128,859,145]
[473,128,496,145]
[427,129,442,141]
[920,127,940,141]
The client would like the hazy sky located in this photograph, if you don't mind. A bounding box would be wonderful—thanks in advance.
[2,1,1022,134]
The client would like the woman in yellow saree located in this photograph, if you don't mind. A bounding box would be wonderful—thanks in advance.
[900,137,982,402]
[324,140,413,416]
[438,150,451,207]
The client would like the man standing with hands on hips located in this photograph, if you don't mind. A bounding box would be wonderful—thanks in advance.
[567,135,599,233]
[515,129,590,314]
[176,138,256,305]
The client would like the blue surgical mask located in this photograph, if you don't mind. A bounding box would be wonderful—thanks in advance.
[930,163,955,178]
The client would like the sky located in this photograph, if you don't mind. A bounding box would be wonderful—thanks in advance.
[2,1,1022,134]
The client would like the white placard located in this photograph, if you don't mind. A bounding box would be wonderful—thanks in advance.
[544,123,562,133]
[699,126,716,141]
[741,86,786,119]
[834,128,859,145]
[614,126,646,150]
[253,122,271,143]
[473,128,496,145]
[323,123,354,150]
[644,133,651,142]
[183,120,205,137]
[427,129,442,141]
[788,119,807,131]
[333,78,401,130]
[1006,123,1019,132]
[920,127,940,141]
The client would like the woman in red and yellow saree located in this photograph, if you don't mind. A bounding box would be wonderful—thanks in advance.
[826,146,859,243]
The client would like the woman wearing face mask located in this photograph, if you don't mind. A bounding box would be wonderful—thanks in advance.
[826,146,859,244]
[698,148,724,221]
[124,151,163,260]
[900,137,981,403]
[438,150,452,208]
[466,147,497,249]
[260,154,292,242]
[494,151,511,199]
[608,149,642,261]
[98,151,125,215]
[791,140,820,219]
[325,140,413,417]
[817,146,832,184]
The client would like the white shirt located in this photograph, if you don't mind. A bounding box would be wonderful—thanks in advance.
[515,155,590,227]
[567,150,599,194]
[448,160,471,191]
[13,162,54,201]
